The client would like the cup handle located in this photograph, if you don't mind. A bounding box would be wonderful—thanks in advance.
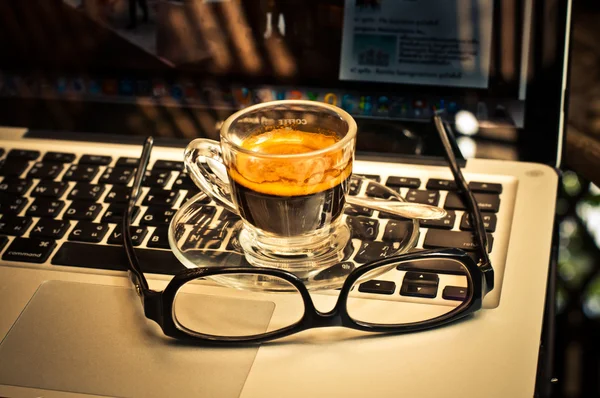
[184,138,239,215]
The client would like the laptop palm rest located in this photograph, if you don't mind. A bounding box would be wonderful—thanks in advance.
[0,280,275,398]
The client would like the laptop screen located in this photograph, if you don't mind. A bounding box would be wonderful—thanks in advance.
[0,0,570,164]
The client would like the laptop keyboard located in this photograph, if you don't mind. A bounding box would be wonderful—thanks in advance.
[0,143,507,304]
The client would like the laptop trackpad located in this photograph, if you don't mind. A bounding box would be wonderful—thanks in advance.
[0,280,274,398]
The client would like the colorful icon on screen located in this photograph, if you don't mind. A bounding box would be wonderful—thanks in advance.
[253,88,274,103]
[119,79,135,96]
[274,90,286,100]
[341,94,358,113]
[72,78,85,94]
[171,84,184,100]
[88,79,101,95]
[56,78,68,94]
[359,96,373,115]
[306,91,319,101]
[234,87,252,106]
[376,96,389,114]
[288,90,303,100]
[323,93,338,106]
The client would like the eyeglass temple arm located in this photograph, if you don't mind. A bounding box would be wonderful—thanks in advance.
[433,114,494,293]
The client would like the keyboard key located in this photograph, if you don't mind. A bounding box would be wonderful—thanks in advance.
[172,172,198,190]
[30,219,70,239]
[382,220,413,242]
[2,237,56,263]
[183,225,227,250]
[0,235,7,251]
[68,183,106,201]
[104,185,130,203]
[423,230,494,252]
[51,242,186,274]
[79,155,112,165]
[468,181,503,194]
[365,183,393,199]
[140,208,177,226]
[99,167,135,185]
[349,177,362,196]
[0,178,33,195]
[426,179,457,191]
[63,201,103,221]
[183,190,211,204]
[406,190,440,206]
[358,280,396,295]
[354,174,380,182]
[443,286,469,301]
[107,225,148,246]
[143,170,171,188]
[344,205,373,217]
[68,222,110,243]
[0,216,33,236]
[142,188,180,207]
[101,204,140,224]
[43,152,76,163]
[27,162,65,180]
[7,149,40,161]
[400,282,437,299]
[0,159,30,177]
[147,226,170,249]
[347,216,379,240]
[354,241,400,263]
[63,164,100,182]
[378,210,410,221]
[314,262,356,281]
[0,194,28,215]
[460,213,497,233]
[153,160,184,171]
[31,180,68,198]
[444,192,500,213]
[404,271,439,285]
[419,210,456,230]
[116,157,139,167]
[26,198,65,218]
[386,176,421,188]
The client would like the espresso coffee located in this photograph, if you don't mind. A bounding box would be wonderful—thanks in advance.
[228,128,353,236]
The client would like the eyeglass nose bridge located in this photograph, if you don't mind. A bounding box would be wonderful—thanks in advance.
[303,297,345,328]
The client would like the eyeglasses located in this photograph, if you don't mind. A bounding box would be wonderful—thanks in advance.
[123,114,494,344]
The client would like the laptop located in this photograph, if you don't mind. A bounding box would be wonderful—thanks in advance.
[0,0,570,397]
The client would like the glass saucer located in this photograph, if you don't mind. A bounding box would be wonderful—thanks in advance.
[168,178,419,291]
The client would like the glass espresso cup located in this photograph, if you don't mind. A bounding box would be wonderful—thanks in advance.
[184,100,357,271]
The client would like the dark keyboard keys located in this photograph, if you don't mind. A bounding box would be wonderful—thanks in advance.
[444,192,500,213]
[52,242,186,274]
[423,230,494,252]
[79,155,112,165]
[344,205,374,217]
[30,219,70,239]
[63,164,100,182]
[347,216,379,240]
[0,178,33,195]
[99,167,134,185]
[147,226,170,249]
[404,271,439,285]
[43,152,76,163]
[140,208,177,226]
[104,185,130,203]
[63,201,103,221]
[443,286,469,301]
[142,189,180,207]
[26,198,65,218]
[68,222,110,243]
[0,216,33,236]
[460,213,497,233]
[0,159,30,177]
[349,177,362,196]
[153,160,184,171]
[400,282,437,299]
[116,157,139,167]
[7,149,40,161]
[173,172,198,190]
[406,190,440,206]
[101,204,140,224]
[107,226,148,246]
[143,170,171,188]
[0,194,28,215]
[426,179,457,191]
[68,183,106,201]
[382,220,413,242]
[27,162,64,180]
[354,174,381,182]
[0,235,7,251]
[354,241,400,263]
[2,237,56,263]
[358,280,396,295]
[31,181,68,198]
[386,176,421,189]
[468,181,503,194]
[365,183,392,199]
[419,210,456,230]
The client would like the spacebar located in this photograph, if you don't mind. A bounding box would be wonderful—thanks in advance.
[51,242,186,275]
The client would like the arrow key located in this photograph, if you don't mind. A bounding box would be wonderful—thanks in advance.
[442,286,469,301]
[400,282,437,299]
[358,279,396,295]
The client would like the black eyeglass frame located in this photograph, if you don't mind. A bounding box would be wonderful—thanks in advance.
[123,115,494,344]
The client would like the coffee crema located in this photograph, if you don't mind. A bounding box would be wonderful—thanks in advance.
[228,128,353,197]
